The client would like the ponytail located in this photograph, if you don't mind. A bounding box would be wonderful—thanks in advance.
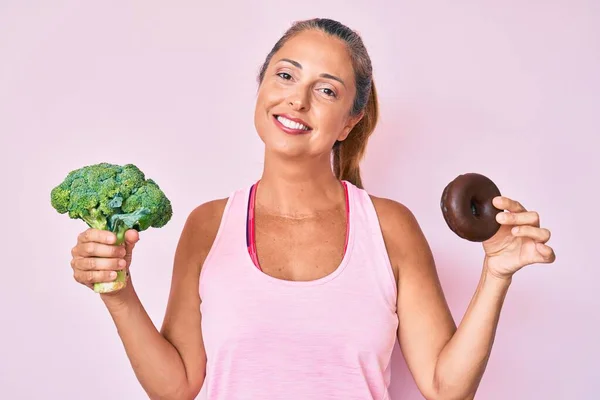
[333,81,379,189]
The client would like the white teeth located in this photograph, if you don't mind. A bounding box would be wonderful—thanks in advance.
[277,116,310,131]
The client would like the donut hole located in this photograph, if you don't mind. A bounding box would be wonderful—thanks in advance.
[470,198,483,219]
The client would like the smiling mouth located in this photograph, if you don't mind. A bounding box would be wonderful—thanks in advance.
[273,115,313,133]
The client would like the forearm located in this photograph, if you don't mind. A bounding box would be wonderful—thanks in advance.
[433,264,512,399]
[100,281,193,400]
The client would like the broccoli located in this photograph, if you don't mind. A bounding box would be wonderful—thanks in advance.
[50,162,173,294]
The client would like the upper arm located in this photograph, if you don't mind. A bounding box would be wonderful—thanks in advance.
[371,196,456,398]
[159,197,228,397]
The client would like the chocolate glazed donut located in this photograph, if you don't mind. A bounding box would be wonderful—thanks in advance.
[440,173,503,242]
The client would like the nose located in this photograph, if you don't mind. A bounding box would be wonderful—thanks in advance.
[287,88,310,111]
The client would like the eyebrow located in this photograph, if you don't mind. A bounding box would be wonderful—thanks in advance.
[278,58,346,87]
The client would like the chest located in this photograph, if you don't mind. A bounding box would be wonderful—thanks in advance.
[201,280,399,362]
[253,209,347,281]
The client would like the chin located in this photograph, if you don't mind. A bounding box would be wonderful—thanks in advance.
[255,116,304,154]
[264,136,311,159]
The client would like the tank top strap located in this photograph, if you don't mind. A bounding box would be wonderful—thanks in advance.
[199,184,253,295]
[344,182,398,307]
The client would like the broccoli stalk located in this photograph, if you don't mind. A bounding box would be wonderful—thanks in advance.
[50,163,173,294]
[80,208,109,233]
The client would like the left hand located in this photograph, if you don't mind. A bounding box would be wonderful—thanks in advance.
[483,196,556,280]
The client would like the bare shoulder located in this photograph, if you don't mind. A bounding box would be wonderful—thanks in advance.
[187,197,229,225]
[164,196,229,314]
[164,195,229,299]
[181,197,230,262]
[369,195,427,252]
[186,197,229,235]
[369,195,420,230]
[369,195,433,280]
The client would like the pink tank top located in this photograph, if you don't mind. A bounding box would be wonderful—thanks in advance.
[199,181,399,399]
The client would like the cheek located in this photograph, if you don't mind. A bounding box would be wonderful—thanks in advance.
[254,89,271,120]
[254,86,281,137]
[258,82,285,110]
[314,108,347,135]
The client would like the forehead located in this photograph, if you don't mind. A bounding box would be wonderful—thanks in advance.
[274,30,354,80]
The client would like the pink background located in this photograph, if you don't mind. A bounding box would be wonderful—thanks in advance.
[1,1,598,399]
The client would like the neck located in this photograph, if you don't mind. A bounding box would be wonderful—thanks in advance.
[256,152,346,218]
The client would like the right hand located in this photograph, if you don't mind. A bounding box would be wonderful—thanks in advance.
[70,228,140,292]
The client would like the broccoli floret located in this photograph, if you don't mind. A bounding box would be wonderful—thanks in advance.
[50,162,173,293]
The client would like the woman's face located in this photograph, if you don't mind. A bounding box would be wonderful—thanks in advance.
[254,29,363,159]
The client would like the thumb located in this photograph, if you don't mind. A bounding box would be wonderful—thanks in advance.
[124,229,140,256]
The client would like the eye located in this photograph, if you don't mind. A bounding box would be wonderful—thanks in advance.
[277,72,292,80]
[320,88,337,98]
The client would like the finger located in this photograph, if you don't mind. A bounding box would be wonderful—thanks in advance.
[71,256,127,272]
[511,226,551,243]
[124,229,139,244]
[77,228,117,245]
[535,243,556,263]
[73,269,119,286]
[496,211,540,227]
[124,229,140,256]
[75,242,126,258]
[492,196,527,213]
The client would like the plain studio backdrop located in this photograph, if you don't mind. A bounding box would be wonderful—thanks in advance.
[1,1,598,399]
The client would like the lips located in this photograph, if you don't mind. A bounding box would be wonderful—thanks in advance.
[273,114,313,134]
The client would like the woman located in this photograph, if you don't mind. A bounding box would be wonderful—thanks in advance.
[69,18,555,400]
